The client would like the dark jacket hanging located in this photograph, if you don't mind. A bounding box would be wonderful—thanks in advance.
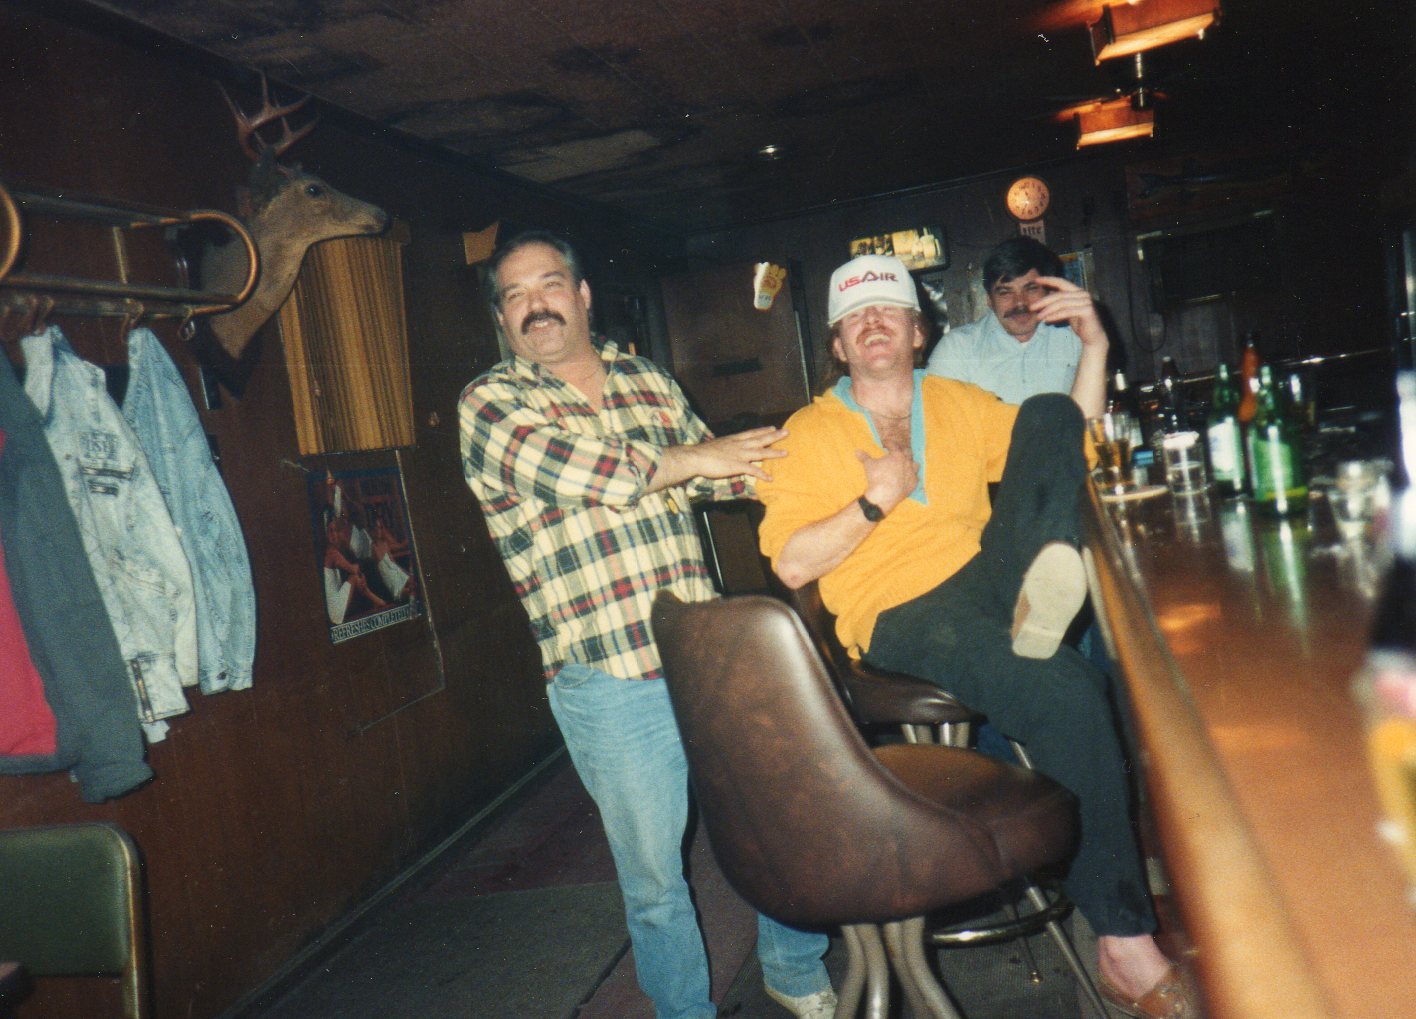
[0,350,152,801]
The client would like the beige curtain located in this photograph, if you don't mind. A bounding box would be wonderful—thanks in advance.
[278,233,413,455]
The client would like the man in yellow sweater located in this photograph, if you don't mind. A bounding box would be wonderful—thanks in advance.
[756,254,1195,1019]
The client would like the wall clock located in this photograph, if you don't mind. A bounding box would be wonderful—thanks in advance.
[1005,176,1051,222]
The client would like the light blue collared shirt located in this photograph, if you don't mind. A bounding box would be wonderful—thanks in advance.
[925,313,1080,405]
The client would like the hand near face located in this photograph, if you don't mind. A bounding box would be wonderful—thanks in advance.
[1029,275,1107,348]
[856,446,918,513]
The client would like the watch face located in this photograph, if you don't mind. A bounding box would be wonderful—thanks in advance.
[1006,176,1050,221]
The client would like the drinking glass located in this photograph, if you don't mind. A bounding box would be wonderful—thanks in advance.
[1331,460,1382,543]
[1087,412,1135,495]
[1161,430,1209,495]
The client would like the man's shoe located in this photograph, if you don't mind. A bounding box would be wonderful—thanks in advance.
[1010,541,1087,659]
[1098,962,1198,1018]
[765,985,838,1018]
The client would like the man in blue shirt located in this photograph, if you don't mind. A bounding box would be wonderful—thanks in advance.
[926,236,1108,416]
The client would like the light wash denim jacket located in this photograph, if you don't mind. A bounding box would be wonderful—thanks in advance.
[123,329,255,693]
[23,326,195,740]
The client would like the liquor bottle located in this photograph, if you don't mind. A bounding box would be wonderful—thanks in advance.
[1237,332,1262,424]
[1206,362,1247,497]
[1150,357,1188,464]
[1159,357,1187,429]
[1108,369,1146,451]
[1248,364,1308,517]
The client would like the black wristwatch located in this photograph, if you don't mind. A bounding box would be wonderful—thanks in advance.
[856,495,885,522]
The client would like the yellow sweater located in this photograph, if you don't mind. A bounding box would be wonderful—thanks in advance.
[758,375,1018,655]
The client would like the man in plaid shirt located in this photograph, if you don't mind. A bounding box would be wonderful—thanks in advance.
[459,232,835,1019]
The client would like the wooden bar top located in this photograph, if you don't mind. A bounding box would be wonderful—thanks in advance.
[1082,481,1416,1019]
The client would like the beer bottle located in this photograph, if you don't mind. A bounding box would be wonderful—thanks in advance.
[1108,369,1146,450]
[1237,332,1262,424]
[1282,369,1315,432]
[1249,364,1308,517]
[1206,361,1247,497]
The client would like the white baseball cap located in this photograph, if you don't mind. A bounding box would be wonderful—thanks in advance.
[827,254,920,325]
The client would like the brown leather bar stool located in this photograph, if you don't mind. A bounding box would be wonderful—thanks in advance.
[788,579,979,745]
[653,592,1089,1019]
[787,580,1109,1017]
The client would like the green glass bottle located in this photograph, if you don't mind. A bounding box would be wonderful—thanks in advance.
[1249,364,1308,517]
[1206,362,1247,497]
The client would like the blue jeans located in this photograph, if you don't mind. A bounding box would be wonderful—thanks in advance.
[549,664,830,1019]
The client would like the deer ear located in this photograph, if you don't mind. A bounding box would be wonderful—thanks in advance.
[249,147,278,186]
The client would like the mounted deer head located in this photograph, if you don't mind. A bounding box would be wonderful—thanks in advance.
[201,76,389,359]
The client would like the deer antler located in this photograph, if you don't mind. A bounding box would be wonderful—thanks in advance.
[220,75,319,162]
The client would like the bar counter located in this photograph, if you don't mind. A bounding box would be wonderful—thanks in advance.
[1082,480,1416,1019]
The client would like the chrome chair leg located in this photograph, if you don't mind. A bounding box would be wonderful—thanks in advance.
[1006,899,1045,984]
[880,919,928,1019]
[884,916,965,1019]
[861,924,891,1019]
[841,923,891,1019]
[837,924,868,1018]
[1023,884,1110,1019]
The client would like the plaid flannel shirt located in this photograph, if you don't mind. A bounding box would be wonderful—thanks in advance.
[459,341,746,683]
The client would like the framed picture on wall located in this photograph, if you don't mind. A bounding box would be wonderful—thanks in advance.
[848,226,949,271]
[308,463,424,644]
[1059,248,1095,293]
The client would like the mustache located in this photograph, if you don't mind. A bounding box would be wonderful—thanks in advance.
[520,310,566,334]
[1005,307,1035,319]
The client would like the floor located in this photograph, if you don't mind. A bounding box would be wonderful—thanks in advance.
[247,749,1159,1019]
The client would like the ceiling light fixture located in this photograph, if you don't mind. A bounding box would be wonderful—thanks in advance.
[1075,98,1156,147]
[1090,0,1220,63]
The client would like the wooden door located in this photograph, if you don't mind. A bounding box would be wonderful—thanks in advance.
[660,262,812,594]
[660,261,811,431]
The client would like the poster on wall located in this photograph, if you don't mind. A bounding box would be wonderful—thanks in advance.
[308,464,423,644]
[1059,248,1095,293]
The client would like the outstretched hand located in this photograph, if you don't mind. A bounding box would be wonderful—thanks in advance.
[692,425,789,481]
[657,425,789,490]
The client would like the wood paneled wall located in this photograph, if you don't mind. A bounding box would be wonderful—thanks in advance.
[0,5,674,1017]
[685,147,1397,393]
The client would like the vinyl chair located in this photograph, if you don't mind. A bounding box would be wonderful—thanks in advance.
[0,823,148,1019]
[741,497,982,745]
[653,593,1086,1019]
[787,579,980,746]
[787,580,1109,1017]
